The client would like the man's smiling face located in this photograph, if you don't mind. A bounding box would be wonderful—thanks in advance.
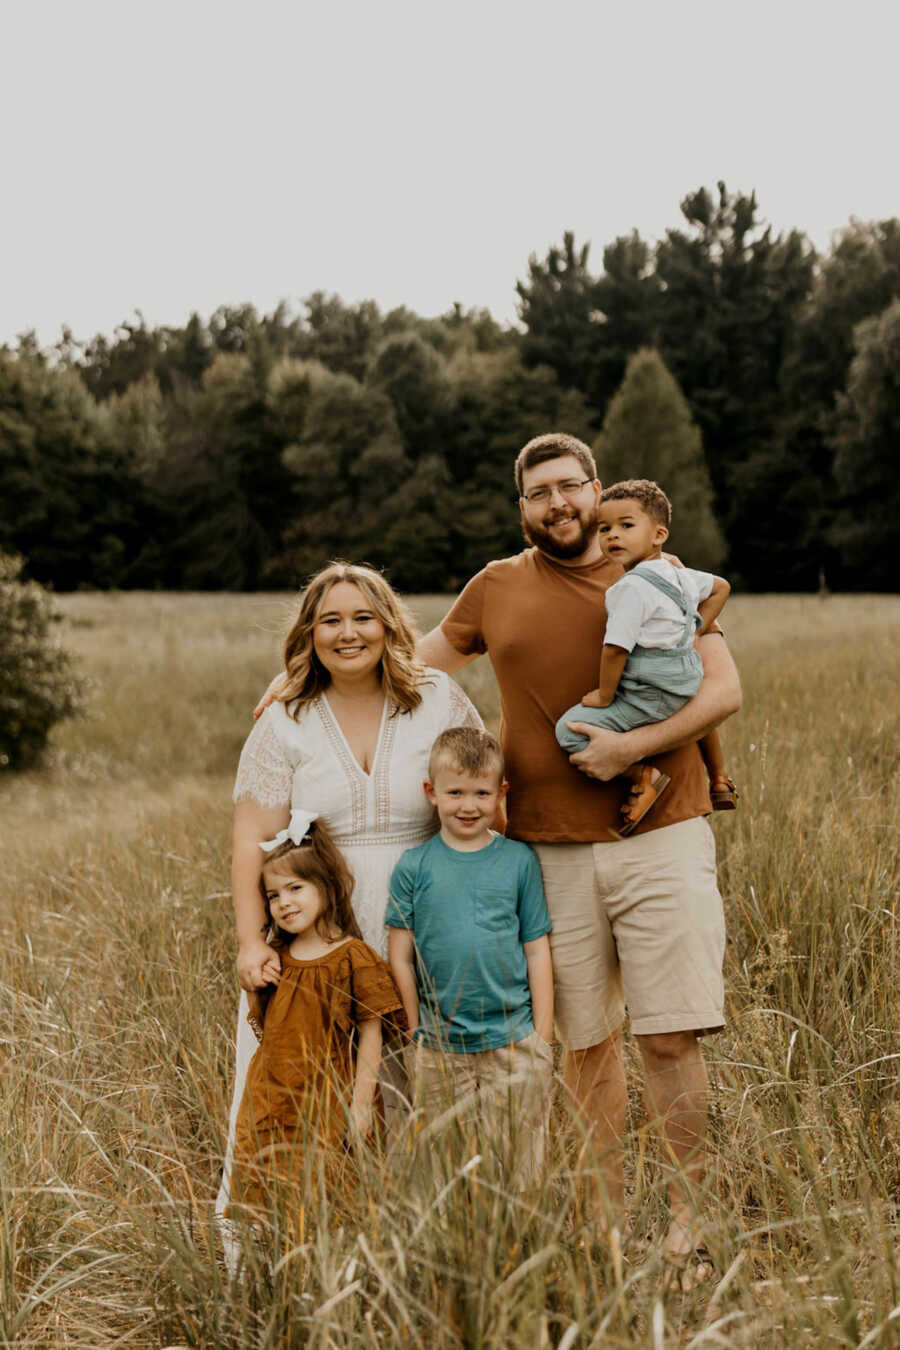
[519,454,602,561]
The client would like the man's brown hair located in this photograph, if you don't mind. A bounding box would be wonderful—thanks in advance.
[514,433,597,496]
[599,478,672,528]
[428,727,504,783]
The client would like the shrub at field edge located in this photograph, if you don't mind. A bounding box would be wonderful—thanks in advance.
[0,552,84,770]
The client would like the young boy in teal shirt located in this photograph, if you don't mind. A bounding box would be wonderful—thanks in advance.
[387,727,553,1185]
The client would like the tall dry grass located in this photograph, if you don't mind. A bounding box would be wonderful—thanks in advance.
[0,591,897,1348]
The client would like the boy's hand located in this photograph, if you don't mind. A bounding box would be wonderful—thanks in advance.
[237,937,282,991]
[252,673,287,721]
[581,689,610,709]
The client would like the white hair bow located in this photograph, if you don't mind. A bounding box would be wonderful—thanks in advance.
[259,808,319,853]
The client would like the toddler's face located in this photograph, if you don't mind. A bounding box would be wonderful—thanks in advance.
[262,865,325,938]
[424,762,507,845]
[597,498,668,568]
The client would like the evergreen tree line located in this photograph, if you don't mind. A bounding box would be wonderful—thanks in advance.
[2,183,898,594]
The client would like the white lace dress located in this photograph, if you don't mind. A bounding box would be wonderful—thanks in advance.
[216,669,482,1215]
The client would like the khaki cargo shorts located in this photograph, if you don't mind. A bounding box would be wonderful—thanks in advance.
[411,1030,553,1188]
[534,816,725,1050]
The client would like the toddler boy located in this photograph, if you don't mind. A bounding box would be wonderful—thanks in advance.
[386,727,553,1186]
[556,477,736,833]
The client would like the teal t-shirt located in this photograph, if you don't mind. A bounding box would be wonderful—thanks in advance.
[385,832,551,1053]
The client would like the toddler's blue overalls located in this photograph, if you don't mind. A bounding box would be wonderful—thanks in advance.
[555,563,705,753]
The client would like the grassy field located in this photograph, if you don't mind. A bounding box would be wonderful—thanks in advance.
[1,590,898,1348]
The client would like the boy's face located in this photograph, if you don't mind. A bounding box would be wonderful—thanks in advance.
[424,761,508,847]
[597,497,668,569]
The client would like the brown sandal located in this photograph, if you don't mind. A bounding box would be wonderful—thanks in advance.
[619,767,672,836]
[710,777,739,810]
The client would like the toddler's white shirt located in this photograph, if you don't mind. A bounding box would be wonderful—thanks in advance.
[604,559,715,652]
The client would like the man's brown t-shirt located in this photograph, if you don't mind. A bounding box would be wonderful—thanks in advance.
[441,547,712,843]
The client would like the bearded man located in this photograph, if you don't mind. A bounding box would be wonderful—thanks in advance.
[417,432,741,1281]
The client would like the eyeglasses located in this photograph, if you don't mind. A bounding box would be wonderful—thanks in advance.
[521,478,593,505]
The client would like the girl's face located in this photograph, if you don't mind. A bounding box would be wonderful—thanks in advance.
[263,865,325,939]
[312,582,386,683]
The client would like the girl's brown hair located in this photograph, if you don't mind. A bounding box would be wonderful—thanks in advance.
[278,562,429,718]
[260,819,362,945]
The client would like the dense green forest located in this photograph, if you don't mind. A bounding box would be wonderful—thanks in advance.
[2,184,898,593]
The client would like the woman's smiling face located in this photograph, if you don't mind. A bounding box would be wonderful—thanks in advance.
[312,581,387,683]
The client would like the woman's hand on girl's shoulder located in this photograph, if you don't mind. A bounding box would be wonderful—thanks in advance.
[237,936,282,991]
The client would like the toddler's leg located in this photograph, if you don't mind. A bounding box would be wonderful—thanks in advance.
[698,728,726,782]
[555,701,622,754]
[556,684,659,755]
[698,729,739,810]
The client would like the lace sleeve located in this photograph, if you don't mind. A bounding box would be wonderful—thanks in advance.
[232,713,294,808]
[447,678,484,731]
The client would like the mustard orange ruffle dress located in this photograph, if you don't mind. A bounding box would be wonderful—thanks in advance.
[228,938,403,1219]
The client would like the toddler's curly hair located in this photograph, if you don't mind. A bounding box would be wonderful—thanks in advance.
[599,479,672,529]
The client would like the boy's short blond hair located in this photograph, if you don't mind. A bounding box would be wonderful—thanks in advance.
[428,727,505,783]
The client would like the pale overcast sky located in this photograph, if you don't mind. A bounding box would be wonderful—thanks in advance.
[2,0,897,348]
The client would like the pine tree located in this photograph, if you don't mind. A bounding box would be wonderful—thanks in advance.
[516,232,600,397]
[828,299,900,588]
[593,349,726,573]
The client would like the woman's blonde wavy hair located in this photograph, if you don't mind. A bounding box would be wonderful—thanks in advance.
[279,562,429,717]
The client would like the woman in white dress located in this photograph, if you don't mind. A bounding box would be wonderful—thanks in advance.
[217,562,482,1217]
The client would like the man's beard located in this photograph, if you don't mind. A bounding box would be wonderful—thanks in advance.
[520,502,600,560]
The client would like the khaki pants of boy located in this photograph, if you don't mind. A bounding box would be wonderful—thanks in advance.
[411,1030,553,1190]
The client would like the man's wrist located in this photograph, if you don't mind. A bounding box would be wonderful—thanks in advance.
[619,725,655,760]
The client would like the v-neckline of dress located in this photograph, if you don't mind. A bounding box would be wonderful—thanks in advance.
[319,693,389,779]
